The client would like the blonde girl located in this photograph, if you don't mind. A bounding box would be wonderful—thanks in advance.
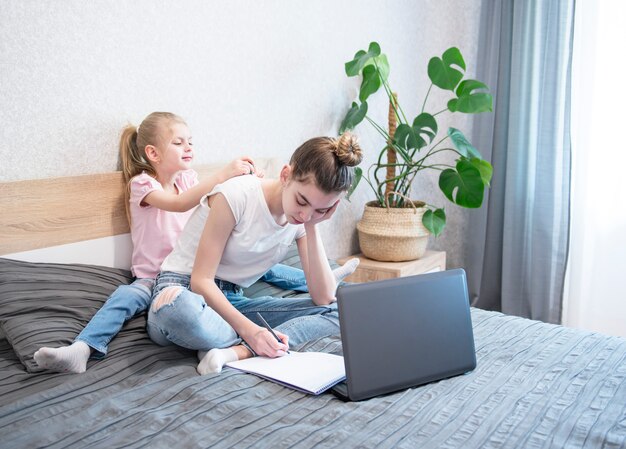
[34,112,261,373]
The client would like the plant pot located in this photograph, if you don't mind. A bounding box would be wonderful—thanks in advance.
[356,200,430,262]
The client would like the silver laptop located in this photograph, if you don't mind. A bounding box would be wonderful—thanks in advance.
[332,268,476,401]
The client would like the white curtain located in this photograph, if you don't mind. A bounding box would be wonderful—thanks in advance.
[564,0,626,337]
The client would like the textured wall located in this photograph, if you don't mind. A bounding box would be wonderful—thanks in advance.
[0,0,482,265]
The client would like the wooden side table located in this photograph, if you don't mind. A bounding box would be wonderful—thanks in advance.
[337,250,446,283]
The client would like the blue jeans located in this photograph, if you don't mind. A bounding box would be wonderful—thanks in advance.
[75,278,154,358]
[261,264,309,292]
[146,271,339,351]
[73,265,305,358]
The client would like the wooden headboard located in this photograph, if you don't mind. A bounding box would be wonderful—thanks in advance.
[0,158,283,256]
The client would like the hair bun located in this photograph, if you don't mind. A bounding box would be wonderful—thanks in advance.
[334,132,363,167]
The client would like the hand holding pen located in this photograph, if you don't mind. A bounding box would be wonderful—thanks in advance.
[256,312,290,355]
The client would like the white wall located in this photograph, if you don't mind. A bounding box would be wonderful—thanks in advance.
[0,0,482,264]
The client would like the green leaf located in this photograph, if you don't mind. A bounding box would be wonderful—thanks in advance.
[438,158,485,208]
[394,113,438,151]
[412,113,438,143]
[422,208,446,237]
[376,54,390,81]
[345,43,388,102]
[448,129,493,186]
[428,47,465,91]
[345,42,381,76]
[359,64,382,102]
[364,54,390,82]
[456,79,487,97]
[448,79,493,113]
[448,127,481,159]
[339,102,368,133]
[346,166,363,201]
[469,158,493,187]
[394,124,420,152]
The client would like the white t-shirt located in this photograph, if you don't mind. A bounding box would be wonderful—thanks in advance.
[161,175,306,287]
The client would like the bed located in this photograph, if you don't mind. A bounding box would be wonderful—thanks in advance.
[1,163,625,448]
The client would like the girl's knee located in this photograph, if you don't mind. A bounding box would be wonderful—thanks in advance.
[152,286,184,311]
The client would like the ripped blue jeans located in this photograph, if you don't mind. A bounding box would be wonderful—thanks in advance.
[146,271,339,351]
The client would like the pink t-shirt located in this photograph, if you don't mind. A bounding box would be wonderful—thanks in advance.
[128,170,199,279]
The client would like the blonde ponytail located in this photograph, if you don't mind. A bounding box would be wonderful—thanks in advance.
[119,125,155,185]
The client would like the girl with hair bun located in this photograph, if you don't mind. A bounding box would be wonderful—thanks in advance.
[147,132,363,374]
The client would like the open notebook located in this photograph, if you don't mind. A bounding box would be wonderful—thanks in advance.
[225,351,346,395]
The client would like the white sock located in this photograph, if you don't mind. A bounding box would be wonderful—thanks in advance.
[33,341,91,374]
[333,258,360,283]
[197,348,238,375]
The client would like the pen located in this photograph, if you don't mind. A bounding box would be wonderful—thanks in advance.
[256,312,290,354]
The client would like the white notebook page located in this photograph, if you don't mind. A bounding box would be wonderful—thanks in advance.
[225,351,346,395]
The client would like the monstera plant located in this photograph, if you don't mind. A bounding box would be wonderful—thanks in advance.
[341,42,493,237]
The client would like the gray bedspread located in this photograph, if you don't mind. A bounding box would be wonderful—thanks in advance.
[1,306,625,448]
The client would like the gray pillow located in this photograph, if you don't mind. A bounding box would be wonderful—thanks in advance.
[0,258,133,372]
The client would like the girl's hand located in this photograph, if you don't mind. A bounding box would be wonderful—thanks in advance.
[306,199,340,227]
[220,156,258,181]
[246,327,289,358]
[253,166,265,178]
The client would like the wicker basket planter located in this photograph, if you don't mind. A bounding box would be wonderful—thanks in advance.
[356,200,430,262]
